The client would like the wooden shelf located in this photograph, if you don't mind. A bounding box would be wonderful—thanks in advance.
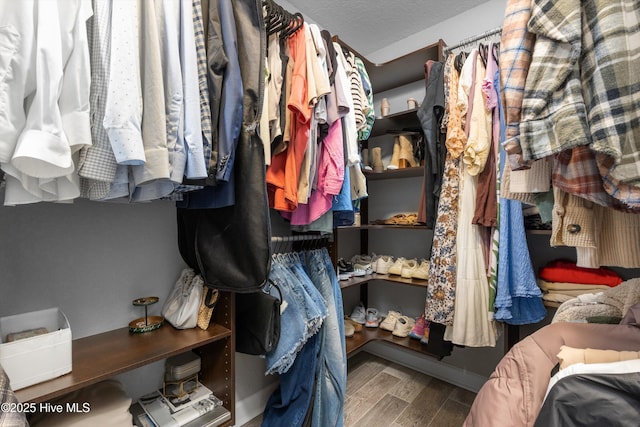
[333,37,445,93]
[364,167,424,180]
[369,109,422,138]
[339,273,428,290]
[526,229,552,235]
[15,323,232,404]
[337,224,429,231]
[345,327,441,360]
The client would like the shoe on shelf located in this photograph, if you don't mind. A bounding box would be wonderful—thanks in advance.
[344,320,355,338]
[361,148,372,171]
[370,147,384,172]
[337,258,354,280]
[350,302,366,324]
[387,257,406,276]
[365,308,381,328]
[387,137,401,170]
[392,315,416,338]
[400,258,419,279]
[370,253,381,273]
[352,267,367,277]
[379,310,402,331]
[375,255,395,275]
[409,314,428,339]
[383,213,418,225]
[351,254,373,275]
[344,316,363,333]
[420,321,431,345]
[412,259,430,280]
[397,134,418,168]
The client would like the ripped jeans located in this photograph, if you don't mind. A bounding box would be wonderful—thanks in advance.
[262,249,346,427]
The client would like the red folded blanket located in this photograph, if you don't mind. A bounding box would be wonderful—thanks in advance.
[539,259,623,286]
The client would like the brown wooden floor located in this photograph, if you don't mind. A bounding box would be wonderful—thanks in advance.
[242,351,476,427]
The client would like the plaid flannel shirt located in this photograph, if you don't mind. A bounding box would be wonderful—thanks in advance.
[192,0,213,169]
[523,0,640,207]
[499,0,535,169]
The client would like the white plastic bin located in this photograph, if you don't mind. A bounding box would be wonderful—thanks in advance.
[0,308,72,390]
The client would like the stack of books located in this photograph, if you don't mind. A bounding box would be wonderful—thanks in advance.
[131,383,231,427]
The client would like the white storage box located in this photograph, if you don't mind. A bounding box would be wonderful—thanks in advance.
[0,308,72,390]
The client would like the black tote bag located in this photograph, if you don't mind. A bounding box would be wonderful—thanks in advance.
[177,130,272,293]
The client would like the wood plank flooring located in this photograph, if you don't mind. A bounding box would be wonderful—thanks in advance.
[242,351,476,427]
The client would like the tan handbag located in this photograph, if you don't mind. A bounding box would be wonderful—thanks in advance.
[197,288,220,330]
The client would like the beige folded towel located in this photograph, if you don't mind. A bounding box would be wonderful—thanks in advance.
[538,279,611,292]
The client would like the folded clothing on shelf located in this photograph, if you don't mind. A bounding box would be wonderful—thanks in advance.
[539,259,623,286]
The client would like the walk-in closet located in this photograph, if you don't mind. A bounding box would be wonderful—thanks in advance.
[1,0,640,426]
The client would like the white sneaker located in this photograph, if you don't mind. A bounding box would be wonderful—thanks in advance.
[412,259,430,280]
[365,308,381,328]
[370,253,381,273]
[350,302,366,324]
[375,255,395,275]
[387,257,406,276]
[351,254,373,275]
[392,315,416,338]
[400,259,418,279]
[379,310,402,332]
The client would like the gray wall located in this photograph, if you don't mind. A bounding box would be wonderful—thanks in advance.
[0,197,276,423]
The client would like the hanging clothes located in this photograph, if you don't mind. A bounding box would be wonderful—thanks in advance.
[266,26,311,212]
[0,0,92,205]
[425,54,460,326]
[262,247,346,427]
[444,52,497,347]
[192,0,213,174]
[417,60,446,228]
[494,57,546,325]
[444,160,497,346]
[78,0,117,200]
[130,0,174,202]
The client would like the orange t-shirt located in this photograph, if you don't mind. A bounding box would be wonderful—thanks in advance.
[266,27,311,212]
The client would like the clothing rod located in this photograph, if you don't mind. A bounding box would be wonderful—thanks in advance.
[444,26,502,53]
[271,235,330,243]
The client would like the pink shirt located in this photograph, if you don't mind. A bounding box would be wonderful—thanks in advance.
[288,119,344,225]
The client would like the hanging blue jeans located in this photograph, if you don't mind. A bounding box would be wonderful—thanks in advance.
[261,333,321,427]
[304,248,346,427]
[262,254,327,427]
[288,257,328,338]
[265,259,325,375]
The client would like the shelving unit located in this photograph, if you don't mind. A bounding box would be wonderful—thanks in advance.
[339,273,428,291]
[332,37,445,93]
[337,224,428,231]
[363,166,424,181]
[368,110,423,138]
[345,327,442,360]
[16,292,236,427]
[333,38,445,361]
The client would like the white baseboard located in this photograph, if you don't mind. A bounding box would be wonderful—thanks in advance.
[363,342,488,393]
[233,381,279,427]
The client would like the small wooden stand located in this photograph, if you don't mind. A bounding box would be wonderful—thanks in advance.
[129,296,163,333]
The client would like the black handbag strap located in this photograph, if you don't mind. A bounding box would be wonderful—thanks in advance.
[203,287,220,309]
[264,279,282,302]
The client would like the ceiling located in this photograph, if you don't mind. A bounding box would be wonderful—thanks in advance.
[283,0,494,56]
